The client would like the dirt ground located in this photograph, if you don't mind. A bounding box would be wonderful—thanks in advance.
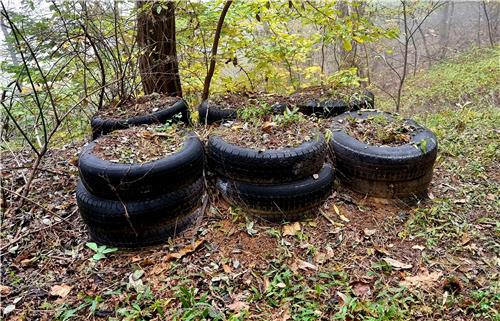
[1,120,498,320]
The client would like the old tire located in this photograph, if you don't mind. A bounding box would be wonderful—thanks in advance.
[330,111,437,199]
[76,179,203,247]
[78,132,204,201]
[91,99,190,139]
[217,164,334,222]
[198,100,237,125]
[297,99,349,117]
[207,134,327,184]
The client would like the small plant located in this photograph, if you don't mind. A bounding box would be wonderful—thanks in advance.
[85,242,118,261]
[238,101,273,122]
[273,106,303,127]
[174,287,224,321]
[324,129,333,143]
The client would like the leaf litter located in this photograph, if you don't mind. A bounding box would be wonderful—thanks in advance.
[92,124,186,163]
[95,94,180,119]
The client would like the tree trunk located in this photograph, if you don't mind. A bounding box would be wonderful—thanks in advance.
[137,1,182,96]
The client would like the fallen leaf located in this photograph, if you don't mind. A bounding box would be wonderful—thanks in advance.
[282,222,301,236]
[296,259,317,271]
[400,271,442,289]
[165,240,204,262]
[128,270,145,293]
[364,228,377,236]
[486,193,496,201]
[325,246,335,258]
[351,281,372,298]
[227,300,249,312]
[276,282,286,288]
[338,214,350,223]
[223,264,232,274]
[336,291,348,307]
[314,252,327,264]
[3,304,15,315]
[263,277,270,292]
[261,121,276,133]
[50,284,73,298]
[333,204,340,215]
[0,285,11,296]
[383,257,413,270]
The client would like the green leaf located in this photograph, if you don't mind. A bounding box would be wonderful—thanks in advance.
[92,253,106,261]
[102,247,118,254]
[85,242,98,252]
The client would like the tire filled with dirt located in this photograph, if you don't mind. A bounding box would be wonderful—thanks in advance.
[207,135,327,184]
[79,130,204,201]
[208,114,333,221]
[198,93,288,125]
[76,124,205,247]
[290,86,375,117]
[330,110,437,199]
[91,94,190,139]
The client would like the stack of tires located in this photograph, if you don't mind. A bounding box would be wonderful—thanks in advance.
[329,111,438,200]
[207,134,334,222]
[76,132,205,248]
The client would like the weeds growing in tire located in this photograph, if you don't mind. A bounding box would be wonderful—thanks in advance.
[197,92,288,125]
[207,107,328,184]
[330,110,437,200]
[91,93,190,139]
[76,124,205,247]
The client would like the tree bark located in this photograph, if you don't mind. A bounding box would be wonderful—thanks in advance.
[137,1,182,96]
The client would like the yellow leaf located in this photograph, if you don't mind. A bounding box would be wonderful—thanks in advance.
[282,222,301,236]
[165,239,204,262]
[342,39,352,51]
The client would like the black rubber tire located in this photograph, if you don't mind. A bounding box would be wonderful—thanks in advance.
[296,90,374,117]
[217,164,334,222]
[330,111,437,199]
[78,132,204,201]
[207,134,327,184]
[91,99,191,139]
[87,210,200,248]
[198,100,237,125]
[76,179,203,248]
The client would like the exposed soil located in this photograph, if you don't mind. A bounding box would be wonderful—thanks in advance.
[343,115,417,146]
[212,118,323,150]
[92,124,186,163]
[95,94,180,120]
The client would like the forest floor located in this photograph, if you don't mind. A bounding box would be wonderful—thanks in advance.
[1,48,499,321]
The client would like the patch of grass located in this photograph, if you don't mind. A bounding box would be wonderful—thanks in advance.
[379,46,500,111]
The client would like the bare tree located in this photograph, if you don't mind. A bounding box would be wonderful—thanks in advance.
[202,0,233,100]
[377,1,443,112]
